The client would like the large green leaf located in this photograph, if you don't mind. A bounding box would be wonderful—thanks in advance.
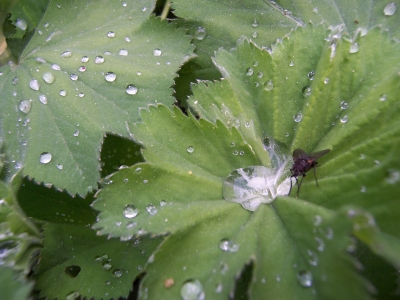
[0,0,194,195]
[0,267,34,300]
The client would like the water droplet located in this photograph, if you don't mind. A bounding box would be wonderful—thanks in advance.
[289,61,295,67]
[81,56,89,63]
[112,268,123,278]
[324,78,329,84]
[39,152,52,164]
[15,18,27,31]
[308,71,315,80]
[313,215,322,226]
[340,101,349,109]
[105,280,111,285]
[257,71,264,78]
[143,179,148,184]
[52,64,61,70]
[95,56,104,64]
[119,49,128,56]
[136,71,142,76]
[215,283,223,293]
[325,227,334,239]
[12,77,19,84]
[65,291,80,300]
[252,19,259,28]
[126,84,138,95]
[294,112,303,122]
[107,31,115,38]
[307,249,318,266]
[125,36,131,42]
[180,279,205,300]
[195,27,207,40]
[60,90,67,96]
[19,100,32,114]
[340,115,348,123]
[102,260,112,270]
[57,164,63,170]
[70,74,78,81]
[219,238,239,252]
[123,204,138,218]
[386,169,400,184]
[135,167,142,174]
[349,43,359,53]
[60,51,72,58]
[187,146,194,153]
[153,49,162,56]
[360,186,366,192]
[146,204,158,215]
[233,150,239,156]
[78,66,86,72]
[160,200,167,207]
[252,31,258,38]
[379,94,387,101]
[126,221,137,229]
[105,72,116,82]
[65,265,81,278]
[43,72,55,84]
[315,237,325,252]
[302,86,311,97]
[384,2,396,15]
[297,270,313,287]
[264,80,274,92]
[246,67,254,76]
[142,7,147,12]
[29,79,40,91]
[73,130,79,137]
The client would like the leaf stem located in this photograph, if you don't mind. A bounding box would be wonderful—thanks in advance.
[161,0,171,20]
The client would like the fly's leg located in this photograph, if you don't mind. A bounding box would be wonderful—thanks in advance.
[297,175,305,197]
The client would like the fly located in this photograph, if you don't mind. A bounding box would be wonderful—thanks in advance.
[288,148,331,197]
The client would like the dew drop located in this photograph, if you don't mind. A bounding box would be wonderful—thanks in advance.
[233,150,238,156]
[126,84,138,95]
[153,49,162,56]
[102,260,112,270]
[135,167,142,174]
[78,66,86,72]
[219,238,239,252]
[105,72,116,82]
[43,72,55,84]
[81,56,89,63]
[302,86,311,97]
[123,204,138,218]
[361,186,366,193]
[384,2,396,15]
[52,64,61,70]
[246,67,254,76]
[324,78,329,84]
[73,130,79,137]
[57,164,64,170]
[263,80,274,91]
[349,43,359,53]
[307,249,319,266]
[15,18,27,31]
[125,36,131,42]
[39,152,52,164]
[146,204,158,215]
[386,169,400,184]
[315,237,325,252]
[379,94,387,101]
[252,19,259,28]
[137,71,142,76]
[12,77,18,84]
[289,61,295,67]
[160,200,167,206]
[195,27,207,40]
[180,279,205,300]
[297,270,313,287]
[60,51,72,58]
[126,221,137,229]
[340,101,349,110]
[60,90,67,96]
[252,31,258,38]
[294,112,303,123]
[340,115,348,123]
[107,31,115,38]
[325,227,334,239]
[19,100,32,114]
[119,49,128,56]
[215,283,223,293]
[29,79,40,91]
[105,280,111,285]
[143,179,148,184]
[70,74,78,81]
[257,71,264,78]
[95,56,105,64]
[112,269,123,278]
[187,146,194,153]
[308,71,315,80]
[313,215,322,226]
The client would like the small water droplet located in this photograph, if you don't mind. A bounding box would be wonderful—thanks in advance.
[43,72,55,84]
[112,268,123,278]
[349,43,359,53]
[123,204,138,218]
[107,31,115,38]
[19,100,32,114]
[233,150,238,155]
[105,280,111,285]
[360,186,366,192]
[313,215,322,226]
[105,72,116,82]
[246,67,254,76]
[297,270,313,287]
[146,204,158,215]
[126,221,137,229]
[135,167,142,174]
[125,36,131,42]
[60,51,72,58]
[52,64,61,70]
[219,238,239,252]
[57,164,64,170]
[195,27,207,40]
[325,227,334,239]
[29,79,40,91]
[252,19,259,28]
[136,71,142,76]
[39,152,52,164]
[264,80,274,91]
[142,7,147,12]
[81,56,89,63]
[302,86,311,97]
[252,31,258,38]
[315,237,325,252]
[60,90,67,96]
[289,61,295,67]
[340,115,348,123]
[70,74,78,81]
[379,94,387,101]
[143,179,148,184]
[340,101,349,109]
[73,130,79,137]
[126,84,138,95]
[78,66,86,72]
[386,169,400,184]
[187,146,194,153]
[180,279,205,300]
[308,71,315,80]
[15,18,27,31]
[324,78,329,84]
[102,260,112,270]
[153,49,162,56]
[294,112,303,122]
[119,49,128,56]
[215,283,223,293]
[257,71,264,78]
[307,249,318,266]
[384,2,396,15]
[95,56,104,64]
[285,132,289,137]
[12,77,19,84]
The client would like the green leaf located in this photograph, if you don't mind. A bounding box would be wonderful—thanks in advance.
[0,0,194,196]
[35,223,162,300]
[0,267,34,300]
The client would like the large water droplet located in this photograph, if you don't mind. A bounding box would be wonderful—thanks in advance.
[43,72,55,84]
[302,86,311,97]
[60,51,72,58]
[308,71,315,80]
[112,268,123,278]
[340,115,348,123]
[246,67,254,76]
[219,238,239,252]
[15,18,27,31]
[39,94,48,104]
[126,84,138,95]
[153,49,162,56]
[19,100,32,114]
[95,56,104,64]
[384,2,396,15]
[340,101,349,109]
[195,27,207,40]
[123,204,138,218]
[119,49,128,56]
[297,270,313,287]
[29,79,40,91]
[39,152,52,164]
[264,80,273,91]
[293,112,303,122]
[223,165,291,211]
[180,279,205,300]
[105,72,116,82]
[349,43,359,53]
[187,146,194,153]
[145,204,158,215]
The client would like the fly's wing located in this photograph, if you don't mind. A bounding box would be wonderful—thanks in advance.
[309,149,331,160]
[293,149,307,158]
